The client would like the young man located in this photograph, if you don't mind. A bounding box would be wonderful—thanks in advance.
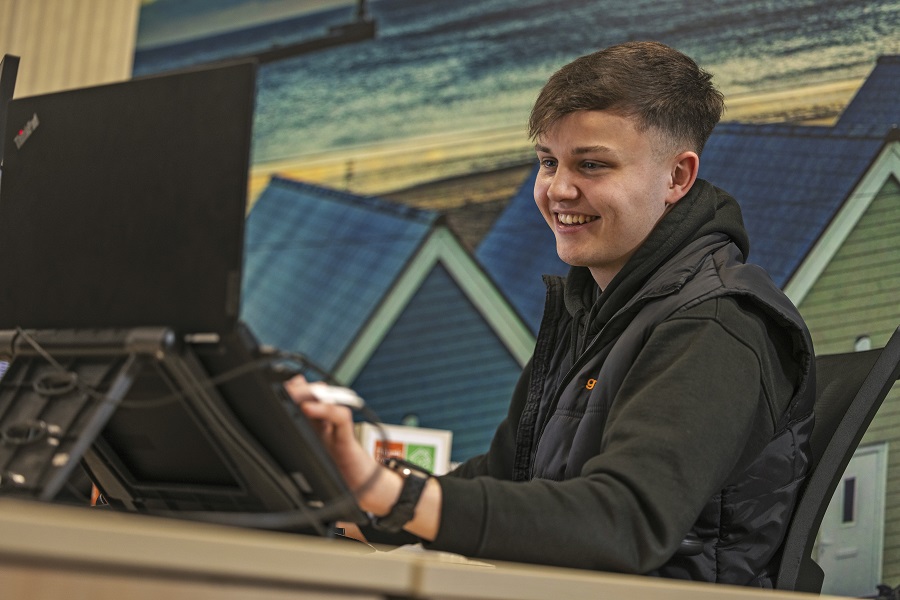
[289,41,815,586]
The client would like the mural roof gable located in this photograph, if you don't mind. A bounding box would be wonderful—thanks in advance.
[241,176,438,370]
[700,123,888,287]
[836,55,900,130]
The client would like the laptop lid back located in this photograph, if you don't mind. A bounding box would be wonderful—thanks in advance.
[0,61,256,336]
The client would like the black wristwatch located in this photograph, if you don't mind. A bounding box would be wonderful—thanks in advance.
[370,458,431,532]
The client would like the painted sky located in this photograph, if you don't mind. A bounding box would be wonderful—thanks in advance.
[136,0,355,48]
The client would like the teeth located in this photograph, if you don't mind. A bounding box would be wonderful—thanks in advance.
[557,213,597,225]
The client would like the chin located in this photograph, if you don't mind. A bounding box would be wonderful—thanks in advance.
[555,252,585,268]
[554,244,584,264]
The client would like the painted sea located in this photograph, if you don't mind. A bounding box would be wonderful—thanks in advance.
[134,0,899,167]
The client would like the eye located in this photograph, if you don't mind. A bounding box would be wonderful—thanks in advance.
[582,161,605,171]
[539,158,557,169]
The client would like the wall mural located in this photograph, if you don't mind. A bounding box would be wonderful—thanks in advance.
[135,0,899,200]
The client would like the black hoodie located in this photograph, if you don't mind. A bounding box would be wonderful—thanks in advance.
[424,180,814,584]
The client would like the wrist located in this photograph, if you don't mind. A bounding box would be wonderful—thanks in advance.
[368,459,433,533]
[359,465,404,516]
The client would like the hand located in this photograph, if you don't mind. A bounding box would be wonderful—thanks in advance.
[284,376,442,539]
[284,376,399,514]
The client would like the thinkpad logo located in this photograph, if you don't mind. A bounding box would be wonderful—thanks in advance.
[13,113,39,149]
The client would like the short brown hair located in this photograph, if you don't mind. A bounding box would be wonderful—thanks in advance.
[528,41,724,155]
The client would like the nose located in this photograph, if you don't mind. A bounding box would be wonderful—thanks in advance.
[545,168,579,203]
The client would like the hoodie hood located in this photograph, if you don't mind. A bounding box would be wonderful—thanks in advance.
[563,179,750,329]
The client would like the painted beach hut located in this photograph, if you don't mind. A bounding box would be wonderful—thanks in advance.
[241,176,534,462]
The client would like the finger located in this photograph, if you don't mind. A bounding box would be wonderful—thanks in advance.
[285,374,308,386]
[299,398,354,425]
[283,375,314,405]
[307,417,330,437]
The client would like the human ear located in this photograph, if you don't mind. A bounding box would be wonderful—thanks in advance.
[665,151,700,205]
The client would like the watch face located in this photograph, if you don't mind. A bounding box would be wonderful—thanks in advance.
[386,457,432,478]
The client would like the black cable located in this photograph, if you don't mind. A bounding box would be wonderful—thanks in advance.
[115,355,283,409]
[8,329,395,534]
[266,349,340,385]
[15,327,111,403]
[159,465,385,532]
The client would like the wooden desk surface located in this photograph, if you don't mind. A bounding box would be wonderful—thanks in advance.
[0,498,841,600]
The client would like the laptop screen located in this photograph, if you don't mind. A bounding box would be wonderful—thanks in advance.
[0,60,256,336]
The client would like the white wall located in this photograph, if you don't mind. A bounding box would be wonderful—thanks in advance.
[0,0,141,97]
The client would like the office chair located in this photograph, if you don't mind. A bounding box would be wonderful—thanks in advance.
[776,326,900,592]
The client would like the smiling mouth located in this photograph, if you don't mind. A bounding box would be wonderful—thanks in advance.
[556,213,598,225]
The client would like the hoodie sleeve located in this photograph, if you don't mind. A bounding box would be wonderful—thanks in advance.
[425,296,796,573]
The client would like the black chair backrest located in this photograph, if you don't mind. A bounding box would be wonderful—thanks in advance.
[776,326,900,592]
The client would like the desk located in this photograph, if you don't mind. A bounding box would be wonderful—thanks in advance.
[0,498,841,599]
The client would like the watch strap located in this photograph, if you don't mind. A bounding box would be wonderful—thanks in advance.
[370,459,430,532]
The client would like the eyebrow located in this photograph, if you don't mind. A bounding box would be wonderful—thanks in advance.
[572,145,617,156]
[534,144,619,158]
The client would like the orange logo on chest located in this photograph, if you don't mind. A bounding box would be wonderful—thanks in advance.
[585,378,597,390]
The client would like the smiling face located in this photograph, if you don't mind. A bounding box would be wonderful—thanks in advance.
[534,110,690,289]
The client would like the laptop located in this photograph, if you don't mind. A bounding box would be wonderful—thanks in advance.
[0,61,365,531]
[0,61,254,335]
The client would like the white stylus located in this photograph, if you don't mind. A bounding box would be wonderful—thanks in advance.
[308,383,366,409]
